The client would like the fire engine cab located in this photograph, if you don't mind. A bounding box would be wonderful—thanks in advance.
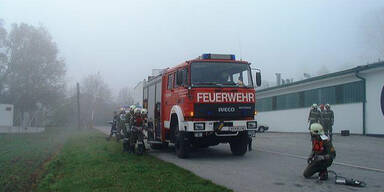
[143,53,261,158]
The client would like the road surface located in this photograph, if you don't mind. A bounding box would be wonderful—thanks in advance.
[96,126,384,192]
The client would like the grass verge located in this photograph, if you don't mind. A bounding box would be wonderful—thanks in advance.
[37,129,231,192]
[0,127,74,191]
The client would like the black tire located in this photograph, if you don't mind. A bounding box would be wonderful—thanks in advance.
[174,128,189,158]
[150,143,163,150]
[230,132,248,156]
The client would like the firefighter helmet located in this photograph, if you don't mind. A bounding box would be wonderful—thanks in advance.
[311,104,318,109]
[141,108,148,116]
[134,108,141,115]
[129,105,136,113]
[310,123,328,141]
[325,104,331,109]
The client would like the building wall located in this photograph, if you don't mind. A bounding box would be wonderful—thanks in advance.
[364,69,384,134]
[255,103,363,134]
[0,104,13,127]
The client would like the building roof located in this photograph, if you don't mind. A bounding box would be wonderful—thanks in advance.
[257,61,384,93]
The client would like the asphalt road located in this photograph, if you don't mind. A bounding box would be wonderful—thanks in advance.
[96,126,384,192]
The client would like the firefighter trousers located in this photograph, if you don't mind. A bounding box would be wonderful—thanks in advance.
[303,159,333,179]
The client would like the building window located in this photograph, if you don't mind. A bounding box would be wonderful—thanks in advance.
[255,80,364,112]
[343,81,364,103]
[335,85,343,104]
[276,95,287,110]
[320,86,336,104]
[304,89,319,107]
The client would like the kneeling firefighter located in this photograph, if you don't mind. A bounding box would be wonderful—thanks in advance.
[303,123,336,180]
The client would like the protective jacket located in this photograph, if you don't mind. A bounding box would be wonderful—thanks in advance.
[321,109,334,127]
[308,109,321,124]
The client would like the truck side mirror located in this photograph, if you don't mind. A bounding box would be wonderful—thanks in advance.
[255,72,261,87]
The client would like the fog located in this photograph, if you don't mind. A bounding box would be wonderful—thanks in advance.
[1,0,384,93]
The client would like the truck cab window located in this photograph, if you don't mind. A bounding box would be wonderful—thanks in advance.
[167,74,174,89]
[176,68,188,87]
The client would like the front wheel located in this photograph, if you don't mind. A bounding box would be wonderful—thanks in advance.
[230,132,248,156]
[175,131,190,158]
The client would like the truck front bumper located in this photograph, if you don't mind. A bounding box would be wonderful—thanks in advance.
[182,120,257,133]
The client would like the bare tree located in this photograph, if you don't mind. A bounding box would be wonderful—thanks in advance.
[1,23,66,126]
[364,8,384,58]
[117,86,134,106]
[316,65,330,76]
[80,73,114,126]
[0,20,7,97]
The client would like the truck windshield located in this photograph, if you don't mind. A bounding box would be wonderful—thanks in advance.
[191,62,253,87]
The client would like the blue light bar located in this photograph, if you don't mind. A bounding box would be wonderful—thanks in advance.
[202,53,210,59]
[201,53,235,60]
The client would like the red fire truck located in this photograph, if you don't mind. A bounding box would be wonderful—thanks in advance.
[143,54,261,158]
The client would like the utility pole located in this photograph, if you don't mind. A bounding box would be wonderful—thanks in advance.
[77,82,80,129]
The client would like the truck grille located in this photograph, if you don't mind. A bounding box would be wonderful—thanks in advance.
[194,103,254,119]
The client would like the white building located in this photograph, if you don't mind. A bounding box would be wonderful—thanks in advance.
[255,62,384,135]
[0,104,14,127]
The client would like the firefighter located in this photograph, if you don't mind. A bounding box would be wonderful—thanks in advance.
[108,111,119,141]
[318,104,325,126]
[319,104,325,112]
[303,123,336,180]
[128,105,136,126]
[115,108,126,141]
[129,108,143,153]
[322,104,334,141]
[136,108,148,154]
[308,104,321,130]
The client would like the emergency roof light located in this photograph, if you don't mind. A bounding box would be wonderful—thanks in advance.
[201,53,235,60]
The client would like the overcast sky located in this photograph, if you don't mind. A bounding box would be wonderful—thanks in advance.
[1,0,383,94]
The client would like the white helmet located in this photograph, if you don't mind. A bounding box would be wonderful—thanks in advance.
[311,104,318,109]
[141,108,148,116]
[134,108,141,115]
[310,123,328,140]
[129,105,136,113]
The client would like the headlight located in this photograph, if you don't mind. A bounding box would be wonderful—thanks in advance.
[194,123,205,130]
[247,121,257,129]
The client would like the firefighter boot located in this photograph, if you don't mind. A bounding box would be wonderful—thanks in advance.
[123,139,129,152]
[319,170,328,180]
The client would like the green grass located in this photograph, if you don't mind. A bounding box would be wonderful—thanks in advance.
[37,129,231,192]
[0,127,75,191]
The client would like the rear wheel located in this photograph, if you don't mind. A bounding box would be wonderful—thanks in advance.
[230,132,248,156]
[150,143,162,150]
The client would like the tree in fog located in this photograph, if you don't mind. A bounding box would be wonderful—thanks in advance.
[0,20,7,97]
[117,87,134,106]
[365,8,384,58]
[316,65,330,76]
[1,23,66,126]
[80,73,115,126]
